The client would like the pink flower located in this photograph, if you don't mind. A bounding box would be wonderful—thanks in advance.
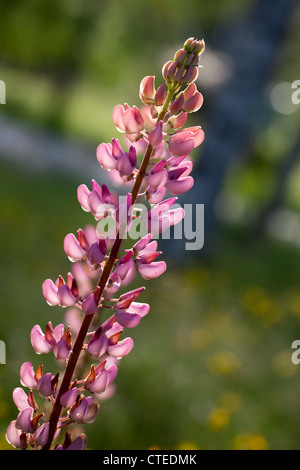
[30,322,64,355]
[168,126,204,156]
[147,197,185,236]
[42,274,79,308]
[166,159,194,195]
[77,180,114,221]
[113,293,150,328]
[112,104,144,135]
[84,363,109,394]
[69,396,99,424]
[182,83,203,113]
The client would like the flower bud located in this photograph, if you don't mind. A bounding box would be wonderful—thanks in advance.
[139,76,156,105]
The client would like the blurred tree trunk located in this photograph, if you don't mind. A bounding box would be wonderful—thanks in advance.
[166,0,297,260]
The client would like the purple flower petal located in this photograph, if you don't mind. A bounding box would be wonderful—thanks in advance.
[88,334,108,358]
[115,310,142,328]
[82,293,98,315]
[37,373,53,398]
[13,388,29,411]
[34,422,50,447]
[60,387,78,408]
[87,369,109,394]
[57,284,77,308]
[16,406,34,433]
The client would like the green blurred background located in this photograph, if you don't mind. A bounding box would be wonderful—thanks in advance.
[1,0,300,450]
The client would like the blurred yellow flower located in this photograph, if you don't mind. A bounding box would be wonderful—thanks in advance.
[220,391,243,413]
[207,407,230,431]
[177,441,200,450]
[233,433,269,450]
[207,352,241,375]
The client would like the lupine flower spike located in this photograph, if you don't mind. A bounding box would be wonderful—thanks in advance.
[6,37,205,450]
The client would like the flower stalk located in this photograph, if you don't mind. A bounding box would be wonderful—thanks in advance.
[6,37,205,450]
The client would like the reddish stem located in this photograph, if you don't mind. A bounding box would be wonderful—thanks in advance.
[42,92,173,450]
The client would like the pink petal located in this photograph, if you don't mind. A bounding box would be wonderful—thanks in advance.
[148,121,163,147]
[96,143,116,170]
[107,337,134,358]
[114,310,142,328]
[82,294,98,315]
[140,75,155,103]
[166,176,194,195]
[60,387,78,408]
[13,388,29,411]
[169,136,195,157]
[148,169,168,190]
[117,153,134,177]
[66,434,87,450]
[57,284,77,308]
[112,104,126,132]
[147,186,166,204]
[34,422,50,447]
[53,323,65,342]
[88,334,108,357]
[53,339,70,360]
[16,406,34,433]
[30,325,53,354]
[6,420,26,449]
[42,279,59,306]
[77,184,91,212]
[87,369,109,394]
[130,302,150,317]
[37,373,53,398]
[138,261,167,280]
[182,91,203,112]
[133,233,152,253]
[87,242,105,265]
[64,233,86,262]
[20,362,37,389]
[122,106,144,134]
